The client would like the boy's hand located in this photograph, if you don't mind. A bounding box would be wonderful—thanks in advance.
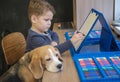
[51,41,58,46]
[75,30,85,36]
[70,31,85,44]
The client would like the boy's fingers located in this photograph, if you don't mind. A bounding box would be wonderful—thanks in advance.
[75,30,85,36]
[77,32,85,36]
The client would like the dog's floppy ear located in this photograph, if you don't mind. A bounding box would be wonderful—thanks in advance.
[54,47,63,62]
[58,53,63,62]
[28,54,43,79]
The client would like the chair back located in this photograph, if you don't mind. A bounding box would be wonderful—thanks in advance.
[1,32,26,65]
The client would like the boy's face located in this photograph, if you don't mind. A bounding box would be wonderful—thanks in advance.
[32,11,53,33]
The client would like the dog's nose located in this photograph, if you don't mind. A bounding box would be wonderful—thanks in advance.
[57,64,62,69]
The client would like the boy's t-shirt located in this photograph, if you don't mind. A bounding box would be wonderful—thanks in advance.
[26,28,73,54]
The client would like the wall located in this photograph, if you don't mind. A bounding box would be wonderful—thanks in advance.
[73,0,113,30]
[114,0,120,20]
[0,0,30,37]
[47,0,73,23]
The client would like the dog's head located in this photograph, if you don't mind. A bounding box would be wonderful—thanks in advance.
[28,45,63,79]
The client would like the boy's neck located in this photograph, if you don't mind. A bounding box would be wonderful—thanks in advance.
[31,28,46,34]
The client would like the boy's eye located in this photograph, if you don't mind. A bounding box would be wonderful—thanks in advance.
[44,19,52,21]
[44,18,52,21]
[45,19,49,21]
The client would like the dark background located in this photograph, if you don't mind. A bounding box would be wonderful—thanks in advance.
[0,0,73,75]
[0,0,73,36]
[48,0,73,22]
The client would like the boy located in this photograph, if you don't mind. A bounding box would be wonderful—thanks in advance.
[26,0,84,54]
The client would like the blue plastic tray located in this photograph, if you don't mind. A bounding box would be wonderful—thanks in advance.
[65,29,111,55]
[65,30,101,46]
[65,30,120,55]
[73,52,120,82]
[65,30,102,56]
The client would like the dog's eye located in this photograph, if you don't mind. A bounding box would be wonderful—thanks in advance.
[56,54,58,57]
[46,58,51,61]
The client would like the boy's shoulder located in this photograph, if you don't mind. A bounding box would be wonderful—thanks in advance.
[48,29,57,34]
[28,29,39,36]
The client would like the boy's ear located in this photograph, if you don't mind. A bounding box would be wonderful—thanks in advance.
[31,15,38,23]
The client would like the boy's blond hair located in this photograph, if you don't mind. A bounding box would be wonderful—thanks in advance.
[28,0,56,21]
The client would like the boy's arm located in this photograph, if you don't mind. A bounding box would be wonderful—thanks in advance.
[48,30,59,44]
[55,40,73,54]
[30,36,51,48]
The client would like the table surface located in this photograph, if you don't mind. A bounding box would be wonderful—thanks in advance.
[42,23,120,82]
[42,24,80,82]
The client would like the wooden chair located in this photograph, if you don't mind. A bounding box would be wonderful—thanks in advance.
[1,32,26,65]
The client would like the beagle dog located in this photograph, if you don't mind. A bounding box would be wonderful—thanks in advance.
[0,45,63,82]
